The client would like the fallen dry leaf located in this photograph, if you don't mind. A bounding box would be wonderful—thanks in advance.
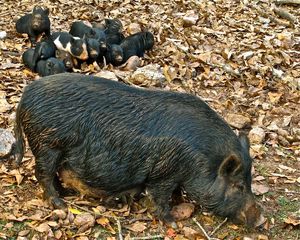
[284,216,300,227]
[252,183,270,195]
[126,221,147,233]
[35,222,51,233]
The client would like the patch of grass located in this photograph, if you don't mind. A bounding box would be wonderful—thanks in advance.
[255,164,269,176]
[0,220,28,239]
[276,196,299,221]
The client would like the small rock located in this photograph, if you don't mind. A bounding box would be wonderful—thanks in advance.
[182,11,198,27]
[127,23,141,35]
[130,64,165,85]
[93,71,118,81]
[225,113,251,129]
[0,31,7,39]
[0,128,15,157]
[121,56,141,71]
[252,183,269,195]
[278,135,290,146]
[249,127,265,144]
[74,213,95,228]
[51,209,67,220]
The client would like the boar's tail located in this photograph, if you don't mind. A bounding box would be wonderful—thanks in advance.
[13,112,25,166]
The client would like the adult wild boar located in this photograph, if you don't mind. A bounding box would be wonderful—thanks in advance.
[9,73,262,227]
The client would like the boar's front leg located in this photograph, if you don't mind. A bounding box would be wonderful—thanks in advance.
[147,181,178,224]
[34,148,66,209]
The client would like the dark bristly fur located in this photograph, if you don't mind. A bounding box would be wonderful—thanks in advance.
[32,38,56,65]
[10,73,262,227]
[35,58,66,76]
[120,31,154,63]
[22,48,36,71]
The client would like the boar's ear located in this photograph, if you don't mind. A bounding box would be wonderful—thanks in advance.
[44,8,50,15]
[239,133,250,152]
[55,50,60,58]
[218,154,242,177]
[46,61,53,68]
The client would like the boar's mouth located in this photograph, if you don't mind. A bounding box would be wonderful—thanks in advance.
[115,55,123,63]
[228,198,264,228]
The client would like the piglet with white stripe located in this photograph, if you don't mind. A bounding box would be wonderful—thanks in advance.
[51,32,88,61]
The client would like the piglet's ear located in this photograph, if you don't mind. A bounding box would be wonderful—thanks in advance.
[218,154,242,177]
[44,8,50,15]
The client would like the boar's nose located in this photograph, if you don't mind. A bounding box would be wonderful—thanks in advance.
[79,51,89,61]
[89,50,98,59]
[237,198,265,228]
[65,61,72,69]
[100,43,107,51]
[115,55,123,62]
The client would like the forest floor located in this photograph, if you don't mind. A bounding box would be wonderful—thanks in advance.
[0,0,299,239]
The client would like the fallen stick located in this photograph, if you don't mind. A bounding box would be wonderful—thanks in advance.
[131,235,164,240]
[210,218,228,236]
[274,0,300,5]
[273,7,296,26]
[251,4,291,27]
[192,217,212,240]
[117,219,123,240]
[64,200,122,219]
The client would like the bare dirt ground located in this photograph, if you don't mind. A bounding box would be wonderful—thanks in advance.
[0,0,299,239]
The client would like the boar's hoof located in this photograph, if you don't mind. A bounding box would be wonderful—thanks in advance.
[162,212,177,228]
[50,197,67,209]
[167,221,178,229]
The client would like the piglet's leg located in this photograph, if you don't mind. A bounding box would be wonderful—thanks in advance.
[34,148,66,209]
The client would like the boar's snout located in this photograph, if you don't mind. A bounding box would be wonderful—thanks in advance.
[236,196,264,228]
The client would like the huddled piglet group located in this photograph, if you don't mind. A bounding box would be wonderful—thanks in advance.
[16,6,154,76]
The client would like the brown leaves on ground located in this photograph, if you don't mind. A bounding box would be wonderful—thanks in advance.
[0,0,300,239]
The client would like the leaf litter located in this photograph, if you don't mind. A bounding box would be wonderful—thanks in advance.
[0,0,300,239]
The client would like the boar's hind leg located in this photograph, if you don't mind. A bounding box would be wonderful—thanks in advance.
[147,181,178,223]
[35,148,66,209]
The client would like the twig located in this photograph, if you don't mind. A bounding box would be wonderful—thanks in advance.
[64,199,123,219]
[210,218,228,236]
[123,217,153,224]
[275,189,300,194]
[273,7,296,26]
[117,219,123,240]
[250,4,291,27]
[274,0,300,5]
[131,235,164,240]
[192,217,212,240]
[64,199,95,214]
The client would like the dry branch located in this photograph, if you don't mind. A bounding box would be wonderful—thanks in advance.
[273,7,296,26]
[193,217,215,240]
[117,219,123,240]
[131,235,164,240]
[251,4,291,27]
[274,0,300,5]
[210,218,228,236]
